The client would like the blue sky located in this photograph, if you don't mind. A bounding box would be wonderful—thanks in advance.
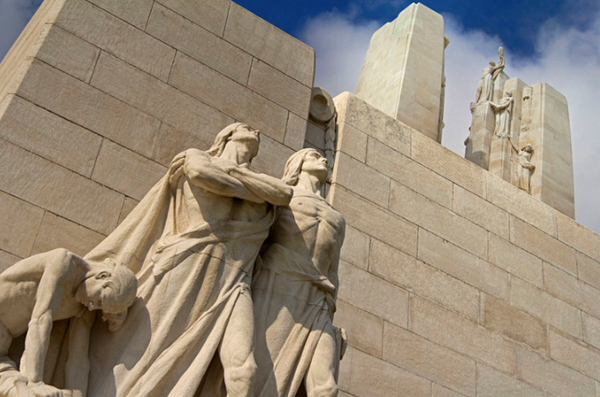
[235,0,599,59]
[2,0,600,232]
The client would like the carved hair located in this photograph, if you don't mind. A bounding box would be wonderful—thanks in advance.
[282,148,321,186]
[100,259,138,315]
[207,122,253,157]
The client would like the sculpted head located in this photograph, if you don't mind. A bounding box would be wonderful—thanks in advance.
[489,61,496,67]
[522,144,534,153]
[282,148,328,186]
[76,259,137,331]
[207,123,260,161]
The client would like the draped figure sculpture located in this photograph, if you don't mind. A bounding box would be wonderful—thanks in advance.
[490,92,514,138]
[475,47,505,104]
[253,149,346,397]
[509,139,535,193]
[82,123,292,397]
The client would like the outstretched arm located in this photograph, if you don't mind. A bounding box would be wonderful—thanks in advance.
[181,150,265,203]
[65,311,95,397]
[228,166,293,206]
[508,137,519,153]
[21,254,72,384]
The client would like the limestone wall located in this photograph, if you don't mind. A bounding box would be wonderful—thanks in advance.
[0,0,314,271]
[2,1,600,396]
[331,92,600,397]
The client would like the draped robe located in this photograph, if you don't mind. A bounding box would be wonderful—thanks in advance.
[252,193,345,396]
[80,151,275,397]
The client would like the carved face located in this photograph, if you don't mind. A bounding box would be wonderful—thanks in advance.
[230,125,260,159]
[78,272,110,311]
[301,150,328,177]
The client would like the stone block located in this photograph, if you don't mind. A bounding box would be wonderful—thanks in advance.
[556,211,600,263]
[17,59,160,158]
[90,52,233,144]
[355,3,445,141]
[0,250,21,274]
[411,129,486,197]
[169,51,287,142]
[391,183,488,259]
[549,329,600,382]
[543,262,600,319]
[432,384,466,397]
[340,225,369,270]
[525,83,575,218]
[118,197,139,226]
[34,24,99,82]
[248,59,312,117]
[410,296,517,375]
[338,261,409,328]
[510,277,581,338]
[366,137,452,208]
[383,322,476,396]
[147,4,251,85]
[331,152,390,208]
[283,113,306,151]
[0,95,102,177]
[223,3,315,87]
[370,239,479,322]
[87,0,153,29]
[157,0,230,36]
[466,102,495,170]
[516,347,595,397]
[0,190,44,258]
[329,187,417,256]
[487,172,556,236]
[583,313,600,350]
[31,212,105,257]
[0,0,65,98]
[336,123,367,162]
[334,300,383,358]
[153,123,210,167]
[304,121,325,151]
[334,93,411,156]
[93,140,166,201]
[249,134,295,179]
[418,229,507,299]
[0,140,123,235]
[482,294,547,351]
[453,185,509,239]
[55,0,175,81]
[510,216,576,276]
[579,253,600,293]
[338,347,431,397]
[488,234,543,288]
[477,364,544,397]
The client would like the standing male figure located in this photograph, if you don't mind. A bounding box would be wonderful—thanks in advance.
[83,123,293,397]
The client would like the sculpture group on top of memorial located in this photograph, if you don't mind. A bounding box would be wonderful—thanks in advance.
[475,47,505,104]
[0,123,347,397]
[465,46,537,195]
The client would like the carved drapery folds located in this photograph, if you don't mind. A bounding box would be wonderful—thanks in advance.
[0,123,346,397]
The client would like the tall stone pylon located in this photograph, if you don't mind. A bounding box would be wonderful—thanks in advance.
[520,83,575,218]
[355,3,447,142]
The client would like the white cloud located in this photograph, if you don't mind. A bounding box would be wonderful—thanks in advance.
[301,8,600,233]
[0,0,38,60]
[300,11,379,97]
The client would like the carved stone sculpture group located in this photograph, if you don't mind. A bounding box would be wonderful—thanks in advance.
[0,123,346,397]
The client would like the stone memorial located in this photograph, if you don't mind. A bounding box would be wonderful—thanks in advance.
[0,0,598,396]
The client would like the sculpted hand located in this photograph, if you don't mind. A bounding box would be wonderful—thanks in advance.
[168,152,186,190]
